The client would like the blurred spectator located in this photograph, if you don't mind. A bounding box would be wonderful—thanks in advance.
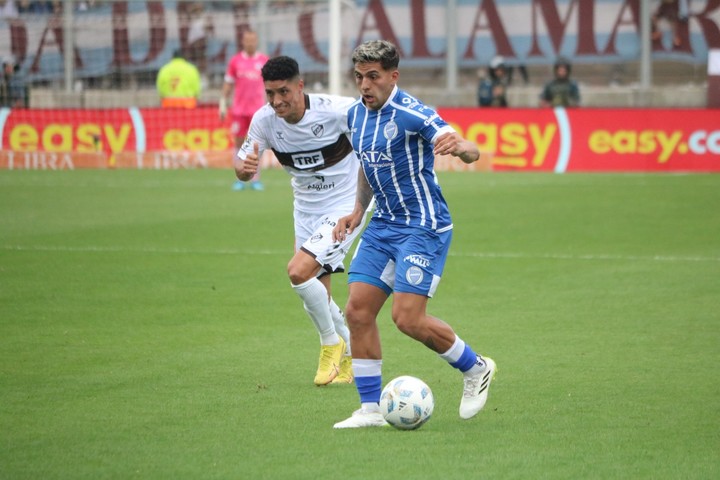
[539,57,580,108]
[651,0,688,48]
[185,2,213,76]
[76,1,102,11]
[156,49,201,108]
[477,56,509,107]
[17,1,50,13]
[0,57,28,108]
[507,64,530,85]
[0,0,19,18]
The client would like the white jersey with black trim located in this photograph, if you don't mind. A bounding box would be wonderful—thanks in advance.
[347,86,455,232]
[237,93,359,215]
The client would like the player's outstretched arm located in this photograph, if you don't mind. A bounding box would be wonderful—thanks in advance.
[433,132,480,164]
[333,167,373,242]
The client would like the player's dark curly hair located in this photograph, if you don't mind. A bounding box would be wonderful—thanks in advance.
[261,56,300,82]
[352,40,400,71]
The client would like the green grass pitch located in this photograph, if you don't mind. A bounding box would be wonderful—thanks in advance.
[1,169,719,479]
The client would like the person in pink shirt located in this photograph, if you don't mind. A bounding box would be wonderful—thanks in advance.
[220,29,269,191]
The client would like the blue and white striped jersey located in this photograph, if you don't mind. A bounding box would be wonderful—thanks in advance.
[348,86,456,232]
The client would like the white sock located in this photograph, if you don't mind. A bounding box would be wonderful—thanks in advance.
[353,358,382,377]
[438,335,464,363]
[292,278,339,345]
[329,298,351,355]
[439,336,485,375]
[362,402,380,413]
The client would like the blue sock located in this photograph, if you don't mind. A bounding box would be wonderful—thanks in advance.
[356,375,382,404]
[451,345,480,373]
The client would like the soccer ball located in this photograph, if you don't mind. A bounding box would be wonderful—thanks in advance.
[379,376,434,430]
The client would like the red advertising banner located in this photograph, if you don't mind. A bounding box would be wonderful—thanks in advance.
[439,108,720,172]
[1,107,718,172]
[0,107,237,170]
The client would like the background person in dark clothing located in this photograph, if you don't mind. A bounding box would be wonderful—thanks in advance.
[539,57,580,108]
[0,57,28,108]
[477,56,509,107]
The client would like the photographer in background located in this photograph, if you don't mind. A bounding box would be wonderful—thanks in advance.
[477,56,509,107]
[0,57,29,108]
[539,57,580,108]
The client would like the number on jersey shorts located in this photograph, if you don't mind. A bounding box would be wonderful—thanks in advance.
[295,208,366,275]
[348,220,452,297]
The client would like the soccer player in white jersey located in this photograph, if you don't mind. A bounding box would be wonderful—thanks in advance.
[234,56,363,385]
[332,40,497,428]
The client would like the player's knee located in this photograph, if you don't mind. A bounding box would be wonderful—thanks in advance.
[344,302,361,326]
[287,267,308,286]
[391,313,419,337]
[344,301,372,330]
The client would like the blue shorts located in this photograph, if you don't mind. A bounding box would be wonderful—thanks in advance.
[348,220,452,297]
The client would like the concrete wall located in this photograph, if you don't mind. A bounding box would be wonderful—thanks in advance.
[420,84,709,108]
[26,59,712,109]
[29,83,709,109]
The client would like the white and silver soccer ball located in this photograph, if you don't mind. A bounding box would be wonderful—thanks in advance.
[379,375,434,430]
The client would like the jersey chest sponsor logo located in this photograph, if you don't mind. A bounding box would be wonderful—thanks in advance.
[307,175,335,192]
[359,150,393,167]
[292,151,325,170]
[237,71,261,80]
[307,181,335,191]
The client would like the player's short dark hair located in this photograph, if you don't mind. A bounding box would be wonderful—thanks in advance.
[351,40,400,71]
[261,56,300,82]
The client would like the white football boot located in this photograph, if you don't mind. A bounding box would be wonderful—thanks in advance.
[333,407,388,429]
[459,356,497,419]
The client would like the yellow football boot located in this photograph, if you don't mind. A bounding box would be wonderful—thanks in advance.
[314,337,345,385]
[330,355,353,384]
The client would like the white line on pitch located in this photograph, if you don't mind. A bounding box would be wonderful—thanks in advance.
[2,244,718,263]
[450,251,720,263]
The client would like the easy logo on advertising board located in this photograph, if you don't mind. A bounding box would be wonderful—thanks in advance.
[438,108,720,172]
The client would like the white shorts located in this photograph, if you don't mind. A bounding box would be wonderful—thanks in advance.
[294,208,366,276]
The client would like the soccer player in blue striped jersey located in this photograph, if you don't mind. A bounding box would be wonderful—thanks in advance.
[332,40,496,429]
